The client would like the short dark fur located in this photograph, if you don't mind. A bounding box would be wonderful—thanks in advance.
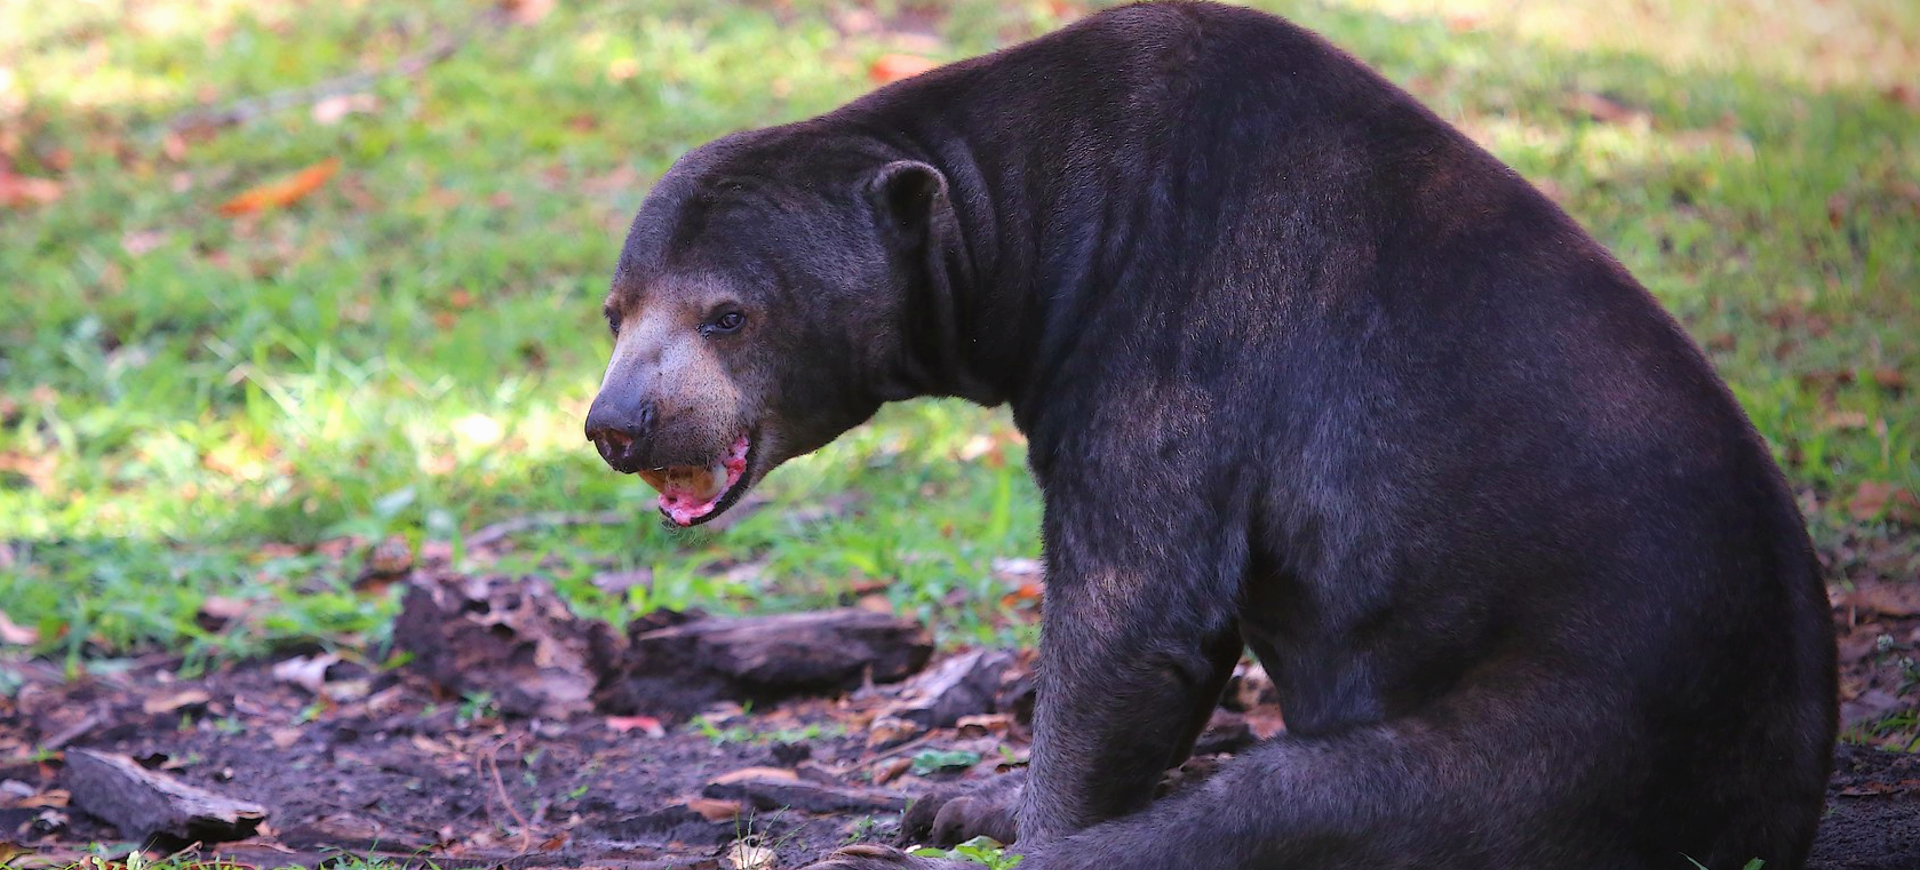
[584,3,1837,868]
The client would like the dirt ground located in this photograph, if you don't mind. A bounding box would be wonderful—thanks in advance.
[2,570,1918,870]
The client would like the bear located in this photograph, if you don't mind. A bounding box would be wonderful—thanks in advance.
[583,3,1837,868]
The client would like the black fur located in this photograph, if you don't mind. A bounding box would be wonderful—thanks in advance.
[586,3,1838,868]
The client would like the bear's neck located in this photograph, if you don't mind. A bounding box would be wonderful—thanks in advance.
[844,76,1152,430]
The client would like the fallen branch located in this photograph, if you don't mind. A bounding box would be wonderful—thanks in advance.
[166,12,500,132]
[64,749,267,844]
[464,510,629,551]
[481,737,536,854]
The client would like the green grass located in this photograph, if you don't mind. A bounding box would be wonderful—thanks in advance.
[1,0,1916,665]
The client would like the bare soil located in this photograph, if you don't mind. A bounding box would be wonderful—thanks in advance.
[1,568,1916,869]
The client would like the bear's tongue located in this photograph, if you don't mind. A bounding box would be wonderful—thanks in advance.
[636,462,728,507]
[635,435,751,526]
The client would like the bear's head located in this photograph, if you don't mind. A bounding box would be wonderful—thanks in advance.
[584,128,969,526]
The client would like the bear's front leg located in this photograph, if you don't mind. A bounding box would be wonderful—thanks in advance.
[1010,458,1249,844]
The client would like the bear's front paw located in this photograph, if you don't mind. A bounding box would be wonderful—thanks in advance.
[899,770,1025,847]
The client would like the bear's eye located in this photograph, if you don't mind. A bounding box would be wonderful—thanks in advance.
[703,310,747,337]
[604,308,621,337]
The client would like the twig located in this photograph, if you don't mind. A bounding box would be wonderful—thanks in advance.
[464,510,629,551]
[41,711,104,752]
[165,11,502,132]
[481,737,536,854]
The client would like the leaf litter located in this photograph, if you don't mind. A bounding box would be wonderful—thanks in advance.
[0,556,1914,868]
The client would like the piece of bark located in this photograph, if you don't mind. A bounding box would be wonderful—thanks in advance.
[392,572,617,719]
[701,774,907,815]
[63,749,266,844]
[880,649,1010,728]
[596,609,932,723]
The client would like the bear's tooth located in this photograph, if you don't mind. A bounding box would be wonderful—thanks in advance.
[696,460,727,501]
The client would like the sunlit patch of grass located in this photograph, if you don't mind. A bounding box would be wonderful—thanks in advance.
[1327,0,1920,91]
[1,0,1915,664]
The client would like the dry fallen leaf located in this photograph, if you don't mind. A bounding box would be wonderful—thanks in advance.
[272,652,340,694]
[727,840,776,870]
[19,789,69,809]
[605,715,666,738]
[710,766,799,786]
[218,158,340,217]
[1844,582,1920,619]
[1850,481,1920,525]
[311,93,378,125]
[142,689,212,716]
[0,169,61,209]
[501,0,555,25]
[0,610,39,645]
[685,797,741,822]
[870,53,937,85]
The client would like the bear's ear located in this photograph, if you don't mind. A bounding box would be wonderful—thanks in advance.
[867,160,948,243]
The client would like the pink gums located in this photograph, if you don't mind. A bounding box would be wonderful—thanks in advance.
[660,434,751,526]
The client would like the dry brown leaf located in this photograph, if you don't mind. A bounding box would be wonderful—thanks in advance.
[1820,410,1870,431]
[710,766,798,786]
[218,158,340,217]
[1827,192,1850,230]
[999,581,1043,610]
[1885,83,1920,112]
[1846,582,1920,619]
[1850,481,1920,525]
[871,756,913,786]
[0,610,39,645]
[18,788,68,808]
[607,58,640,82]
[870,53,937,85]
[0,170,61,208]
[501,0,555,25]
[272,652,340,694]
[605,715,665,737]
[1872,367,1908,392]
[311,93,378,125]
[685,797,741,822]
[142,689,212,716]
[728,841,776,870]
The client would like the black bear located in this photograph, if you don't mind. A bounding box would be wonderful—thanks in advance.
[583,3,1837,868]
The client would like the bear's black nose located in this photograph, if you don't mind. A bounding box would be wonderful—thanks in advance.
[584,397,657,471]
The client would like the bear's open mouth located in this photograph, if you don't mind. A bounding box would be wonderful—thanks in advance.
[634,433,752,527]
